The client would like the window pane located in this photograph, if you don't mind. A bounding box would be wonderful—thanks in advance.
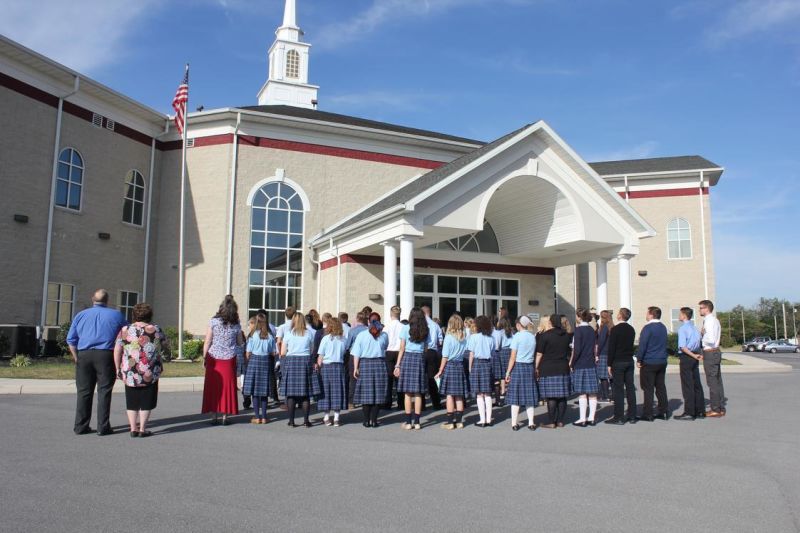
[268,210,288,232]
[133,203,143,225]
[134,185,144,202]
[249,271,263,285]
[64,285,74,300]
[265,272,286,287]
[667,229,679,241]
[668,242,680,259]
[460,298,477,318]
[501,280,519,296]
[459,277,478,295]
[263,182,279,198]
[288,194,302,210]
[267,232,287,248]
[414,296,432,309]
[249,287,264,310]
[251,231,265,246]
[250,248,265,270]
[253,191,267,207]
[265,287,286,310]
[123,200,133,223]
[252,208,266,230]
[483,298,498,317]
[502,300,519,319]
[47,283,59,300]
[288,250,303,272]
[59,149,71,163]
[461,238,479,252]
[679,229,690,240]
[482,278,499,296]
[290,212,303,234]
[57,162,70,179]
[287,273,301,288]
[475,223,499,253]
[680,241,691,258]
[56,181,68,207]
[438,276,457,294]
[288,234,303,249]
[440,297,457,322]
[265,248,287,270]
[46,302,57,325]
[414,275,434,293]
[71,151,82,166]
[72,168,82,184]
[287,289,301,308]
[68,185,81,209]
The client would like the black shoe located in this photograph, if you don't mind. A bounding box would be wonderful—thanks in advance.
[626,417,638,424]
[655,413,670,421]
[512,424,522,431]
[96,428,113,436]
[674,413,695,421]
[138,430,153,437]
[363,421,372,428]
[486,421,494,427]
[636,416,654,422]
[572,421,587,427]
[604,418,626,425]
[287,421,297,428]
[129,431,140,438]
[696,412,706,419]
[587,420,596,427]
[75,427,94,435]
[528,424,537,431]
[243,398,252,410]
[304,421,313,428]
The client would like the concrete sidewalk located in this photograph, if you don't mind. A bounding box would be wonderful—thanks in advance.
[0,352,790,395]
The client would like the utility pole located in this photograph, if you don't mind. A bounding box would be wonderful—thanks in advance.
[782,302,788,340]
[793,307,798,343]
[774,315,778,339]
[741,310,746,343]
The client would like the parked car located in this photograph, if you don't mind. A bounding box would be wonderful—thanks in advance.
[763,340,800,354]
[743,336,772,352]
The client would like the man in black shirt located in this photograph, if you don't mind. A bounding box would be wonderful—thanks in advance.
[604,308,637,425]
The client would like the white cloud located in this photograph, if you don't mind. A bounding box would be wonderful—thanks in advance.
[315,0,537,50]
[1,0,161,73]
[585,141,659,162]
[705,0,800,46]
[327,90,447,112]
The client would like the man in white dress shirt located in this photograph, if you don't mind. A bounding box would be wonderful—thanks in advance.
[699,300,725,417]
[383,306,404,409]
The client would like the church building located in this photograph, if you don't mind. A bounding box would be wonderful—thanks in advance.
[0,0,723,346]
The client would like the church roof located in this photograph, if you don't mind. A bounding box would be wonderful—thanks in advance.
[588,155,722,176]
[239,105,483,145]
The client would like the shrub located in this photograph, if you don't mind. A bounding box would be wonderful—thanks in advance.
[182,339,204,361]
[163,327,194,360]
[667,333,679,356]
[10,355,32,368]
[57,322,71,355]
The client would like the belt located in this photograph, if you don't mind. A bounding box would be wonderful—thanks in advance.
[702,348,719,353]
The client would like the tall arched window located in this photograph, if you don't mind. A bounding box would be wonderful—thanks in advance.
[56,148,83,210]
[667,217,692,259]
[122,170,145,226]
[249,181,305,325]
[286,49,300,79]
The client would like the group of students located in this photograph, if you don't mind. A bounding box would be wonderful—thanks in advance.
[201,295,726,431]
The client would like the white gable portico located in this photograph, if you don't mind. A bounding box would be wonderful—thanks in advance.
[310,121,656,318]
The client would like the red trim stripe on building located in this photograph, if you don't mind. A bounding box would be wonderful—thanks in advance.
[320,254,555,276]
[620,188,709,199]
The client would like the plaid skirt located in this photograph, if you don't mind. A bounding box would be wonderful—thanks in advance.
[318,363,347,411]
[398,351,427,394]
[354,358,388,405]
[470,358,494,395]
[492,348,511,381]
[596,353,609,380]
[506,362,538,407]
[280,355,313,398]
[236,347,247,377]
[439,359,468,397]
[538,374,571,399]
[242,354,272,398]
[572,367,600,394]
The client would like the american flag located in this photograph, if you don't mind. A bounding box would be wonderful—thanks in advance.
[172,65,189,135]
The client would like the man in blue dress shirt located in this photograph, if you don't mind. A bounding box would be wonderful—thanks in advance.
[636,306,670,422]
[67,289,128,435]
[675,307,706,421]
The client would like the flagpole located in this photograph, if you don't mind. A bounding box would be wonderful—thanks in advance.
[177,63,189,360]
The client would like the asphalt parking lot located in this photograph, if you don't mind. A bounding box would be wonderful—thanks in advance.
[1,370,799,533]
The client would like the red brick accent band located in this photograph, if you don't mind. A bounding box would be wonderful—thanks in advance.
[320,254,555,276]
[621,188,709,199]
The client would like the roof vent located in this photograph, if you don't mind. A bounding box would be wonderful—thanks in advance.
[105,119,115,131]
[186,138,195,148]
[91,113,103,127]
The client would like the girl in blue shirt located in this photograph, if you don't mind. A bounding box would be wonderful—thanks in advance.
[468,315,496,427]
[505,316,538,431]
[394,307,429,430]
[316,317,348,427]
[352,314,390,428]
[569,308,600,427]
[243,314,277,424]
[280,312,316,428]
[434,314,468,429]
[492,318,514,407]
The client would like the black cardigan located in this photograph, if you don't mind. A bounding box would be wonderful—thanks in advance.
[607,322,635,366]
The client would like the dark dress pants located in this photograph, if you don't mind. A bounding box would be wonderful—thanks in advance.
[384,350,403,408]
[679,354,706,416]
[612,361,637,420]
[702,349,725,412]
[74,349,116,433]
[640,363,668,416]
[423,349,442,410]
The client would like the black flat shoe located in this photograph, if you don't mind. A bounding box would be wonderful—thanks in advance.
[636,416,654,422]
[485,421,494,427]
[476,422,486,428]
[512,424,522,431]
[138,430,153,438]
[129,431,140,438]
[655,413,669,421]
[528,424,537,431]
[362,421,371,428]
[674,414,695,421]
[604,418,626,425]
[75,427,94,435]
[626,418,638,424]
[304,422,313,428]
[587,420,596,427]
[572,421,587,428]
[287,421,297,428]
[96,428,113,436]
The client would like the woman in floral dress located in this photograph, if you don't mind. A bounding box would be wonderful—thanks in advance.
[114,303,170,437]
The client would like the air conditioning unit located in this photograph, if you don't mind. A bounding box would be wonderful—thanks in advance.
[43,327,60,342]
[0,324,38,357]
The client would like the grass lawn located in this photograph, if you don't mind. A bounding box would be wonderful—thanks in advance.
[0,358,206,379]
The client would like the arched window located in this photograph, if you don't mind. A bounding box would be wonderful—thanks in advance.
[249,181,305,325]
[122,170,145,226]
[286,49,300,79]
[428,221,500,254]
[56,148,83,210]
[667,217,692,259]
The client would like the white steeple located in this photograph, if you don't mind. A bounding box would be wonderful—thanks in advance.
[257,0,319,109]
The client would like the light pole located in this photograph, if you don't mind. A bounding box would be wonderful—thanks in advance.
[741,310,746,343]
[793,307,798,342]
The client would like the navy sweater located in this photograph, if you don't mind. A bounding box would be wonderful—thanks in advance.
[637,321,668,365]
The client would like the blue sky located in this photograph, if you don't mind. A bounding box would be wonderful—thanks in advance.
[3,0,799,309]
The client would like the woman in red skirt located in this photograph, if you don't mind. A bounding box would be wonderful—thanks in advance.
[202,295,244,425]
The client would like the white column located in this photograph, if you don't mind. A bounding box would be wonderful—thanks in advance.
[382,242,397,312]
[399,237,415,320]
[617,255,632,310]
[595,259,608,311]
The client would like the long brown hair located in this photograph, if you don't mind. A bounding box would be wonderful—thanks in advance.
[327,317,344,337]
[475,315,493,336]
[215,295,239,325]
[408,307,429,343]
[253,313,270,339]
[290,312,306,336]
[599,310,614,332]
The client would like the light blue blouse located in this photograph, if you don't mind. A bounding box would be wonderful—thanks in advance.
[399,324,427,353]
[442,334,467,362]
[351,330,388,359]
[426,317,443,350]
[246,331,276,356]
[318,334,346,364]
[510,330,536,364]
[500,333,512,349]
[468,333,495,360]
[492,329,504,351]
[283,329,315,356]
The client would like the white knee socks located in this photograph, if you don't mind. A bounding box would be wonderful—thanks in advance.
[477,395,486,423]
[484,396,493,423]
[578,395,588,422]
[526,406,535,425]
[511,405,520,426]
[588,397,597,422]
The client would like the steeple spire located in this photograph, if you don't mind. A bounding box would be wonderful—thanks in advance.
[257,0,319,109]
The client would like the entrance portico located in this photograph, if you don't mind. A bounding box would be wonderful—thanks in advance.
[310,121,655,319]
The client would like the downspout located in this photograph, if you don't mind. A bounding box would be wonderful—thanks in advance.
[142,131,159,301]
[40,75,80,330]
[225,112,241,294]
[698,170,709,299]
[308,247,321,311]
[332,238,341,312]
